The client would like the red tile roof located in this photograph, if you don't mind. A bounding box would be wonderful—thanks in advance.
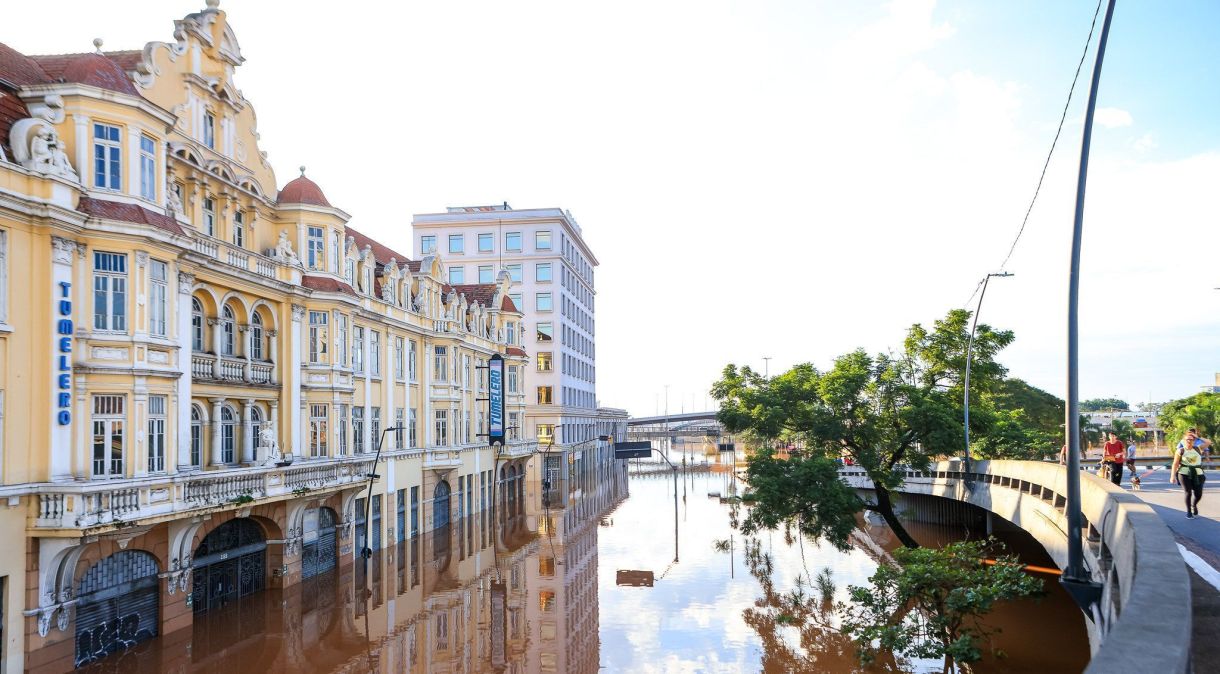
[345,225,412,267]
[78,197,185,235]
[0,91,30,159]
[29,52,140,96]
[0,42,52,86]
[301,275,357,296]
[445,283,518,313]
[506,346,527,357]
[277,174,331,207]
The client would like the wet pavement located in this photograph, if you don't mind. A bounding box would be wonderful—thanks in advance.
[77,451,1089,673]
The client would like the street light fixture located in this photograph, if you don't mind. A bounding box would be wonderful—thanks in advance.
[964,272,1013,461]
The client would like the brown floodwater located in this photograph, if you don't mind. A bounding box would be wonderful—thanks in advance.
[76,450,1089,673]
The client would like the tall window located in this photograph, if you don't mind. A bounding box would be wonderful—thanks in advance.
[307,226,324,271]
[221,306,236,356]
[203,198,216,237]
[220,405,237,463]
[371,408,381,450]
[478,233,493,252]
[536,230,552,250]
[505,232,522,252]
[506,322,516,344]
[309,404,328,458]
[139,135,156,201]
[421,235,436,255]
[344,257,355,288]
[478,265,493,284]
[537,386,553,405]
[448,267,464,285]
[328,232,339,274]
[352,326,365,372]
[147,395,166,473]
[506,264,522,283]
[93,252,127,332]
[507,365,518,393]
[536,262,552,282]
[508,412,520,440]
[408,340,418,381]
[309,311,328,364]
[435,410,448,446]
[336,404,349,456]
[233,210,245,248]
[536,293,552,312]
[250,407,264,459]
[203,112,215,149]
[92,123,121,190]
[409,409,418,448]
[537,352,552,372]
[189,405,202,467]
[92,395,125,477]
[250,313,264,360]
[395,408,405,448]
[537,423,554,443]
[353,407,365,453]
[395,336,405,380]
[448,234,464,254]
[433,346,448,381]
[191,298,204,352]
[337,314,348,365]
[410,485,420,536]
[370,330,381,376]
[149,260,167,337]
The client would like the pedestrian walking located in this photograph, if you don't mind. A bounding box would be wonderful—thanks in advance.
[1178,427,1213,460]
[1101,431,1125,486]
[1126,438,1141,489]
[1171,430,1207,519]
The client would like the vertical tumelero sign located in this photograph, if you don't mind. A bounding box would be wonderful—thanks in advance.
[488,353,505,445]
[56,281,72,425]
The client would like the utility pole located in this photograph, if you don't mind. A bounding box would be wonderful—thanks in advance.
[762,357,772,379]
[1062,0,1117,611]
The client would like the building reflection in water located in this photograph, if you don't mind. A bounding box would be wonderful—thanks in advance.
[75,463,629,674]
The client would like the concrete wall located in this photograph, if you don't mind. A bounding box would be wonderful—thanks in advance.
[843,459,1191,674]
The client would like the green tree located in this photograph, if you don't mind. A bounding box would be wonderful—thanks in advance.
[840,539,1044,672]
[713,309,1015,549]
[978,379,1063,459]
[1110,418,1135,442]
[1081,398,1129,412]
[1160,393,1220,445]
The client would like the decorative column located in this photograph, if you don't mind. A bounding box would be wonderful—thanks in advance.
[242,398,255,463]
[72,115,90,186]
[49,237,77,480]
[289,305,305,457]
[269,401,279,452]
[267,329,279,384]
[422,338,432,447]
[210,397,226,466]
[176,272,195,471]
[208,316,222,377]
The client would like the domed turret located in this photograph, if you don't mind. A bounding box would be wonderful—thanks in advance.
[276,166,331,207]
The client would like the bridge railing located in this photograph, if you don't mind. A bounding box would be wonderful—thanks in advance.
[840,459,1190,674]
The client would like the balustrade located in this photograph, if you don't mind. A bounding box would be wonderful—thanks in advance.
[193,237,219,258]
[184,471,266,504]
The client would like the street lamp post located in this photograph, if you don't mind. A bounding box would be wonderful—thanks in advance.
[1063,0,1117,609]
[964,272,1013,461]
[361,425,405,563]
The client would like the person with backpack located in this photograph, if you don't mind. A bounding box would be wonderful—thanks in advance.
[1171,430,1207,519]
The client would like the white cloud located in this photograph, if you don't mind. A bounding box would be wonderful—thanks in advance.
[1134,132,1159,152]
[1096,107,1134,128]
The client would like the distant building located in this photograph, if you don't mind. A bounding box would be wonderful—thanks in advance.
[412,205,609,489]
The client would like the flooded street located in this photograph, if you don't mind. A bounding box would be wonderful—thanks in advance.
[78,450,1089,673]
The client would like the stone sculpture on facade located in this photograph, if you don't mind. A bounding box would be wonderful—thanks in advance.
[274,231,300,266]
[166,181,184,216]
[9,119,77,180]
[259,426,284,465]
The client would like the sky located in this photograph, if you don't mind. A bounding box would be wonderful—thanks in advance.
[8,0,1219,416]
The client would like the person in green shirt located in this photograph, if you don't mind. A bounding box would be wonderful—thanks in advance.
[1171,430,1207,519]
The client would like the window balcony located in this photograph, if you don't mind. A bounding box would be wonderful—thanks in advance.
[423,448,463,471]
[192,234,279,279]
[29,457,375,532]
[497,440,538,460]
[191,352,276,386]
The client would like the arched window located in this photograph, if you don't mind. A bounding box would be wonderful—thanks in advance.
[191,298,204,352]
[250,406,264,460]
[221,405,237,463]
[190,405,203,467]
[433,481,451,529]
[250,312,264,361]
[221,305,236,356]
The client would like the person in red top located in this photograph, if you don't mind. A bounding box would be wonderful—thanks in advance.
[1101,431,1126,486]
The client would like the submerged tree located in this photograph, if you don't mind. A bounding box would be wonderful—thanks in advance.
[713,309,1023,549]
[840,539,1044,672]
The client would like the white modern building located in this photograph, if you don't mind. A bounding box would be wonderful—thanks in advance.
[412,204,605,488]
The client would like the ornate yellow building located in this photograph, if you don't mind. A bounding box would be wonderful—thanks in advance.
[0,3,535,670]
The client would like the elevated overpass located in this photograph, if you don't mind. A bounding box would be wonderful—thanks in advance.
[843,460,1191,674]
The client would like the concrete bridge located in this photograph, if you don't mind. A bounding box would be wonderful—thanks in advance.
[842,459,1191,674]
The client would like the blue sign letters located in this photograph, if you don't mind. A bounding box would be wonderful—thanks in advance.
[56,281,72,425]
